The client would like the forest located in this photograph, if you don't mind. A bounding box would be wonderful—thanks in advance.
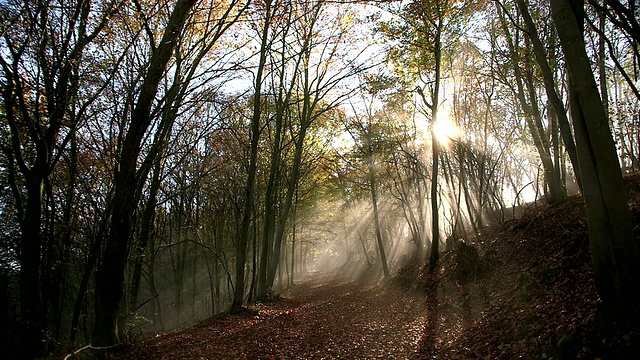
[0,0,639,358]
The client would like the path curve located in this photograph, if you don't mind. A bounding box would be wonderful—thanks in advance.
[113,272,430,359]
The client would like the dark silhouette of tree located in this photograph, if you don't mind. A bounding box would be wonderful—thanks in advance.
[92,0,200,347]
[0,1,121,356]
[551,0,640,315]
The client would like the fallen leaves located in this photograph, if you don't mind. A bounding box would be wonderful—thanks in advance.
[111,278,431,359]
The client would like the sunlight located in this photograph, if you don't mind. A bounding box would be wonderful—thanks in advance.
[433,110,462,148]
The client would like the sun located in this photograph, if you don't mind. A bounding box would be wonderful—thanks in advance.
[432,112,462,148]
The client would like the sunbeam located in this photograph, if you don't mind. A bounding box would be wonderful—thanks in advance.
[433,110,463,149]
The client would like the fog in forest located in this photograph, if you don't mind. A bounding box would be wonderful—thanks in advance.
[1,0,639,358]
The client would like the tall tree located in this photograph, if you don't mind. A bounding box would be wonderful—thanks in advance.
[232,0,274,312]
[514,0,581,191]
[551,0,640,314]
[497,2,566,204]
[382,0,476,267]
[343,106,393,277]
[265,0,367,289]
[92,0,199,347]
[126,0,248,316]
[0,1,120,355]
[255,0,296,301]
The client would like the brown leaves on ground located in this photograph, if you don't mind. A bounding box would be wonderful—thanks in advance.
[111,274,429,359]
[408,173,640,359]
[111,174,640,359]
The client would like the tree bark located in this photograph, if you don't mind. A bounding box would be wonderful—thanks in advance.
[92,0,197,347]
[232,0,273,313]
[551,0,640,314]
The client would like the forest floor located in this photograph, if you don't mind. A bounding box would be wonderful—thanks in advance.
[110,174,640,359]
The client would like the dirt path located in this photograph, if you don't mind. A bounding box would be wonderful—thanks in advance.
[113,272,431,359]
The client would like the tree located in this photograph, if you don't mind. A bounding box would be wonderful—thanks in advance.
[513,0,581,193]
[264,0,368,290]
[382,0,477,268]
[0,1,121,355]
[255,0,298,302]
[343,108,393,277]
[231,0,274,313]
[92,0,199,347]
[551,0,640,314]
[496,2,567,205]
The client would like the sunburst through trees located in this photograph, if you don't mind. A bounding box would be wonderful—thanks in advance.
[0,0,639,357]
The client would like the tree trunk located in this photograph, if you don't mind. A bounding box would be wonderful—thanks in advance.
[232,0,272,313]
[290,191,297,288]
[92,0,197,347]
[552,0,640,314]
[257,4,298,298]
[499,4,565,204]
[429,121,441,268]
[70,217,107,345]
[52,133,78,340]
[18,172,45,357]
[129,154,163,312]
[516,0,581,191]
[257,104,283,300]
[369,158,390,277]
[266,3,326,289]
[429,21,443,269]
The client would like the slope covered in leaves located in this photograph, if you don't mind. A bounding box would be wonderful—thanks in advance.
[108,174,640,359]
[402,172,640,359]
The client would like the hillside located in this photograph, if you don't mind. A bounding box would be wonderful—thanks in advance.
[398,172,640,359]
[106,174,640,359]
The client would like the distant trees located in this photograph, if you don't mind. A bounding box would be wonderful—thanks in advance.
[228,0,368,306]
[380,0,479,267]
[343,87,396,277]
[262,0,367,290]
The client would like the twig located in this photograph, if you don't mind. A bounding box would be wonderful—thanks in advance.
[63,343,121,360]
[123,293,160,319]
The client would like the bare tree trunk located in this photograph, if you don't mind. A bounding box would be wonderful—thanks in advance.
[429,123,441,268]
[257,2,297,299]
[369,158,390,277]
[290,190,298,288]
[552,0,640,314]
[429,22,443,269]
[267,120,311,286]
[92,0,197,347]
[232,0,273,313]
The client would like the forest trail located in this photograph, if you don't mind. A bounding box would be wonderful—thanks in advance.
[113,272,432,359]
[112,173,640,359]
